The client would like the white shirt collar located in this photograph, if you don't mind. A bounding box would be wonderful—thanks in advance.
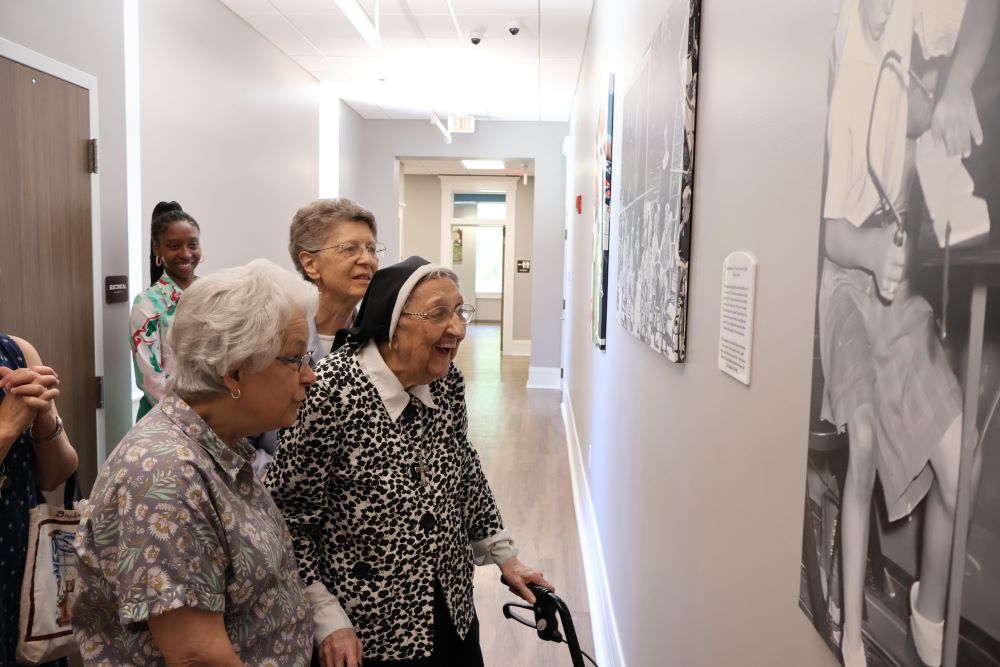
[357,340,437,422]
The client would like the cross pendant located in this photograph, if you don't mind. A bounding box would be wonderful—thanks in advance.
[418,460,430,487]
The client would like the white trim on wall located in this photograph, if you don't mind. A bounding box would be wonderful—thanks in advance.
[507,339,532,357]
[0,36,107,464]
[562,389,627,667]
[438,176,520,355]
[526,365,560,389]
[124,0,143,432]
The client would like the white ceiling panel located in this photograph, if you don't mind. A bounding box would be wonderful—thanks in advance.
[240,14,321,56]
[290,54,335,72]
[269,0,344,14]
[541,0,595,12]
[224,0,593,121]
[218,0,280,15]
[539,12,590,58]
[411,13,462,39]
[447,0,539,14]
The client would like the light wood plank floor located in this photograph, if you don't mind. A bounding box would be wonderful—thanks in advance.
[456,324,594,667]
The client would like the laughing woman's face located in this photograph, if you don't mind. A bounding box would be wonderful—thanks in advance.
[385,277,467,389]
[155,220,201,287]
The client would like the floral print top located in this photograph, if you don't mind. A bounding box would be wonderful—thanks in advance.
[129,274,183,417]
[72,394,312,666]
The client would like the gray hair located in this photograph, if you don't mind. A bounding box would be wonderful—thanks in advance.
[166,259,319,401]
[288,198,377,280]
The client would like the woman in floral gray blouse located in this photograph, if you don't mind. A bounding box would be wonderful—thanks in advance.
[73,259,318,666]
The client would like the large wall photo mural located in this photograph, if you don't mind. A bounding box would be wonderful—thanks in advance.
[615,0,700,362]
[798,1,1000,666]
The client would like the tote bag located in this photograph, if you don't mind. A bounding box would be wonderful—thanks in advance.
[16,475,84,665]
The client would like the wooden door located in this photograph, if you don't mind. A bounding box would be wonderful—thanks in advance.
[0,55,97,492]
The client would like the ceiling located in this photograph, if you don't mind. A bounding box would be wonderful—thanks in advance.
[217,0,593,122]
[401,158,534,176]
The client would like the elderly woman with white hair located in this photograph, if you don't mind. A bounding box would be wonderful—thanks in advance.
[73,259,317,667]
[267,256,552,667]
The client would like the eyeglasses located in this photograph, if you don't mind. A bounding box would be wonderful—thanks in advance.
[402,304,476,326]
[308,242,386,259]
[275,351,313,373]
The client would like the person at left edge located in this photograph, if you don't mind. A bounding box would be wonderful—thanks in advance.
[73,259,316,666]
[0,334,78,667]
[129,201,202,421]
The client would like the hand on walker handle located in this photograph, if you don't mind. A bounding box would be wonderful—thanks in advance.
[499,557,555,605]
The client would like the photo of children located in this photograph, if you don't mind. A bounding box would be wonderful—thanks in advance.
[799,0,1000,666]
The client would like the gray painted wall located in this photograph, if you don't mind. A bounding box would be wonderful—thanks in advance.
[564,0,838,664]
[139,0,319,275]
[513,177,534,340]
[0,0,134,464]
[338,100,364,201]
[400,175,442,261]
[357,121,565,368]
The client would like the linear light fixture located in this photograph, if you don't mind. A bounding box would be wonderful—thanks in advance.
[335,0,382,48]
[462,159,506,170]
[430,113,452,144]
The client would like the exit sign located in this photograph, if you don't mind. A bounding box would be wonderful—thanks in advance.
[448,115,476,133]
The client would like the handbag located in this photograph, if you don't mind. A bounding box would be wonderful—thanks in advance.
[16,474,85,665]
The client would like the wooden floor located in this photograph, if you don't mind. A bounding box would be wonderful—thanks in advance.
[456,324,594,667]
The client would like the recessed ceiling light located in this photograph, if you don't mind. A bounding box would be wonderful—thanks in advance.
[462,160,505,170]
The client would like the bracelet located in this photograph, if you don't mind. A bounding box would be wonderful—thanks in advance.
[30,416,63,443]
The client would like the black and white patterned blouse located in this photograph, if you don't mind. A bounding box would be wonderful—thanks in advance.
[266,341,511,661]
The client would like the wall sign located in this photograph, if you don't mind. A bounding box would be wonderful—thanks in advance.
[517,260,531,273]
[717,251,756,385]
[105,275,129,304]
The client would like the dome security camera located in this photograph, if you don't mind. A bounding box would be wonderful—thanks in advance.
[469,30,483,45]
[506,21,521,36]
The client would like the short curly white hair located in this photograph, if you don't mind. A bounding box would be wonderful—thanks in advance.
[166,258,319,401]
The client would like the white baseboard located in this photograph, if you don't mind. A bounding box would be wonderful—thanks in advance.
[526,366,561,390]
[505,338,531,357]
[562,389,627,667]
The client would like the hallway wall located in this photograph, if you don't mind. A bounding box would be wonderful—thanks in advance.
[563,0,836,665]
[338,100,364,200]
[139,0,319,276]
[358,121,565,369]
[400,175,442,262]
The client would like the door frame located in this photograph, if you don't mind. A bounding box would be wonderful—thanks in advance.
[438,176,524,356]
[0,37,106,462]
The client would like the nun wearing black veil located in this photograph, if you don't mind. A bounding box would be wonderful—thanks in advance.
[266,256,552,667]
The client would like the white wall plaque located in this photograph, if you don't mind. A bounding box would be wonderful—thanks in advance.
[718,251,757,385]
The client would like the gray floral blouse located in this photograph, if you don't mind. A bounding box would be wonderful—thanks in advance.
[72,395,312,666]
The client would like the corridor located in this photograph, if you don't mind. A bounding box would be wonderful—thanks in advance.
[455,324,592,666]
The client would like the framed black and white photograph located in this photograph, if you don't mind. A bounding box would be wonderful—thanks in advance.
[592,74,614,350]
[798,1,1000,666]
[615,0,700,362]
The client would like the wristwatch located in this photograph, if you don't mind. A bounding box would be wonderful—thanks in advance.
[30,416,64,443]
